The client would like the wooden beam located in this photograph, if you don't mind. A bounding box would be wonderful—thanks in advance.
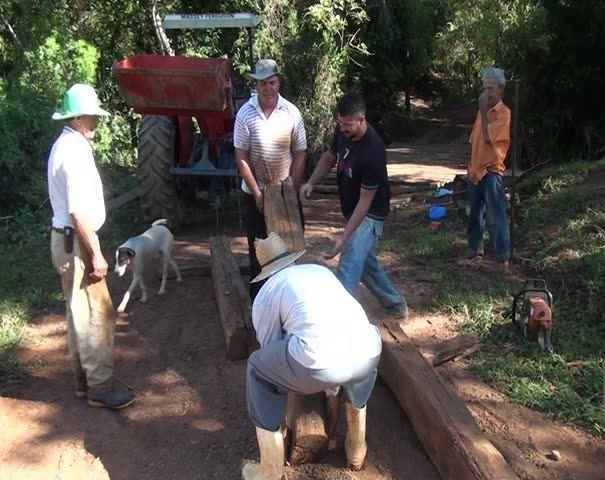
[264,182,294,248]
[286,393,328,466]
[419,334,479,367]
[264,179,305,252]
[210,236,258,360]
[282,178,305,252]
[106,186,142,212]
[162,263,250,279]
[360,293,518,480]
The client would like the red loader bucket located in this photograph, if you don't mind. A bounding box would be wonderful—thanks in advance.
[113,54,233,115]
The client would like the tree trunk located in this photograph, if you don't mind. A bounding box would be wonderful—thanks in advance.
[286,393,329,466]
[150,0,174,55]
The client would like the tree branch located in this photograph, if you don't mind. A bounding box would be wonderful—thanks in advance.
[2,17,22,46]
[150,0,174,56]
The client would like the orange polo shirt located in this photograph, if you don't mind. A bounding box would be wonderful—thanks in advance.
[468,100,511,185]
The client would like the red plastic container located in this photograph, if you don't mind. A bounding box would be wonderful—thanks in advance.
[113,54,233,115]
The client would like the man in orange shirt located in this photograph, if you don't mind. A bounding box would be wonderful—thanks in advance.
[467,67,511,271]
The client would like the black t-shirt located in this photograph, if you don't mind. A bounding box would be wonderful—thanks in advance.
[329,123,390,220]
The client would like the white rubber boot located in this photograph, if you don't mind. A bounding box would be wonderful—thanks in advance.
[345,402,367,470]
[242,426,285,480]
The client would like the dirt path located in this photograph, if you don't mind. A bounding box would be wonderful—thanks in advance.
[2,104,604,479]
[0,201,439,480]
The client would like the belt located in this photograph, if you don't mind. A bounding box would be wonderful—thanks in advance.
[51,226,73,235]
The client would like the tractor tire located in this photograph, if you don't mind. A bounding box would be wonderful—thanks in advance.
[137,115,182,227]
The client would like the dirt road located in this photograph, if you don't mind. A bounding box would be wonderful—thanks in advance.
[2,106,604,479]
[0,200,440,480]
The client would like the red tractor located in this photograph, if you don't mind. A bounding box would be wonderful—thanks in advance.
[113,13,261,226]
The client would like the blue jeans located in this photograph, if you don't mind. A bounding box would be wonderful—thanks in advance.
[467,173,510,261]
[247,338,379,431]
[337,216,406,313]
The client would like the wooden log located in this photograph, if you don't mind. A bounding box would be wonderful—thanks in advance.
[264,178,306,252]
[106,186,143,212]
[286,393,328,466]
[264,182,293,247]
[419,334,479,367]
[282,177,306,252]
[162,263,250,279]
[313,185,339,195]
[358,291,518,480]
[210,236,258,360]
[315,184,433,197]
[375,318,518,480]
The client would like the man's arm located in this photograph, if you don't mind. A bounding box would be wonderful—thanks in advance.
[71,212,108,281]
[325,187,376,259]
[252,295,284,347]
[299,150,337,202]
[290,150,306,190]
[488,109,512,165]
[235,148,264,211]
[479,92,491,144]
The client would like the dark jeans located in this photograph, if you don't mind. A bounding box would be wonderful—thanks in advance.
[245,192,305,300]
[467,173,510,261]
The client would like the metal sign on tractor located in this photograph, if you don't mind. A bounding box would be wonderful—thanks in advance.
[113,12,261,227]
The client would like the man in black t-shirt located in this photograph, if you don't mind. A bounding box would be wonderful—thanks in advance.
[300,93,407,318]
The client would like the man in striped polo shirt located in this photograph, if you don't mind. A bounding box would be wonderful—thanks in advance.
[234,59,307,299]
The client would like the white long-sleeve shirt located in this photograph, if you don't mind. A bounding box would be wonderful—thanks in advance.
[252,264,382,370]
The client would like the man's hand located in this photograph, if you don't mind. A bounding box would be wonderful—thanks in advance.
[478,91,489,112]
[254,189,264,212]
[324,236,346,260]
[299,182,314,203]
[90,253,108,282]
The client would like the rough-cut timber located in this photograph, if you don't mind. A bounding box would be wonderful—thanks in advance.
[360,292,518,480]
[163,263,250,279]
[286,393,328,466]
[378,320,518,480]
[419,334,479,367]
[282,178,306,252]
[210,236,257,360]
[264,178,305,252]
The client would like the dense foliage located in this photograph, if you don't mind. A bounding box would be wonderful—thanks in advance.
[434,0,605,161]
[1,0,604,210]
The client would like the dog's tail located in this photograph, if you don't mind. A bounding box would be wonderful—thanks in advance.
[152,218,168,227]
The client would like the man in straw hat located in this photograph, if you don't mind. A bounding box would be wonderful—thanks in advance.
[242,232,381,479]
[48,83,134,409]
[234,59,307,301]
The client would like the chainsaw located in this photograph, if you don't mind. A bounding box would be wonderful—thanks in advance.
[511,279,554,351]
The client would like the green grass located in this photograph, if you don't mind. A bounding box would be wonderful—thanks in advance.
[0,195,143,388]
[516,157,605,197]
[433,259,604,435]
[381,216,464,259]
[382,161,605,435]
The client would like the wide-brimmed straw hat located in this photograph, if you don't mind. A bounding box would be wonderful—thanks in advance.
[247,59,280,81]
[251,232,306,283]
[52,83,110,120]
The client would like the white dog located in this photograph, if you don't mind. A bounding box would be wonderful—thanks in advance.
[114,219,182,313]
